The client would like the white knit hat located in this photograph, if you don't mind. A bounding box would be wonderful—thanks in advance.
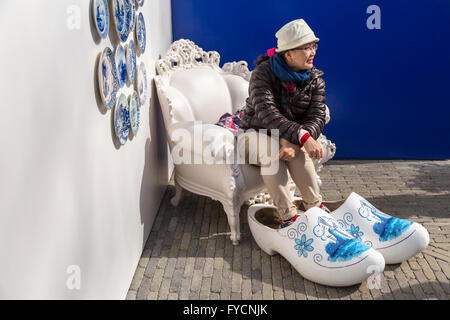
[275,19,320,53]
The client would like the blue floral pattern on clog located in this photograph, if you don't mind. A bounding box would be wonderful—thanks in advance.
[347,224,364,241]
[294,234,314,258]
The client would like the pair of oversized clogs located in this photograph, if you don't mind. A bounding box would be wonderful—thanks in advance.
[247,192,429,287]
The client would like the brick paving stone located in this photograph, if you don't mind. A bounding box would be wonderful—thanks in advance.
[210,292,220,300]
[136,277,151,300]
[369,289,383,300]
[434,271,450,294]
[400,260,415,279]
[190,269,203,293]
[282,275,296,300]
[167,293,178,300]
[270,255,283,291]
[417,257,436,280]
[129,266,145,291]
[414,270,435,295]
[179,277,191,300]
[251,268,263,294]
[350,289,362,300]
[232,271,242,293]
[314,283,329,300]
[200,277,212,299]
[304,279,318,300]
[262,281,274,300]
[437,260,450,279]
[150,268,164,293]
[242,279,252,300]
[189,292,200,300]
[394,270,413,294]
[169,268,183,293]
[128,160,450,300]
[147,291,158,300]
[273,291,284,300]
[409,279,426,299]
[158,278,171,300]
[430,281,448,300]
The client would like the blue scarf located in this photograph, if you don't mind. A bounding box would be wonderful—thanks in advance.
[269,54,311,83]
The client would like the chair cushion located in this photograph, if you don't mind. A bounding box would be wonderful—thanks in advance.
[170,66,233,124]
[163,86,195,123]
[222,74,249,113]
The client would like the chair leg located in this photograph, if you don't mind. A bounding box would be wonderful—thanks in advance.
[222,202,241,246]
[170,182,184,207]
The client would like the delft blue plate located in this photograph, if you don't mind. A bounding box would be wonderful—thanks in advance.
[115,44,127,88]
[113,0,130,42]
[114,93,130,145]
[126,40,137,84]
[129,91,141,136]
[137,0,144,7]
[92,0,109,39]
[137,61,148,105]
[98,47,119,110]
[129,0,136,33]
[135,12,146,54]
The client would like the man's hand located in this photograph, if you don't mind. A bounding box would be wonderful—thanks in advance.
[303,137,323,160]
[278,138,297,161]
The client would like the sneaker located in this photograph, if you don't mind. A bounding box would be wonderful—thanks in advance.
[319,203,331,213]
[279,214,300,229]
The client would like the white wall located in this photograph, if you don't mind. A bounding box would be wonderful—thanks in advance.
[0,0,172,299]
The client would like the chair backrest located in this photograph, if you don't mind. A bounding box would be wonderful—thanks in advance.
[169,65,233,124]
[155,40,252,135]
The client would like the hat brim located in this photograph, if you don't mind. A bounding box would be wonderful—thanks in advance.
[275,34,320,53]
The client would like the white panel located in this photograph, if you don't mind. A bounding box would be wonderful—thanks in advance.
[0,0,172,299]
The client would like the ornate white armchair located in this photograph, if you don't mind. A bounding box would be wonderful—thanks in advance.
[155,39,336,245]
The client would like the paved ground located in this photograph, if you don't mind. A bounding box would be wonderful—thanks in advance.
[126,160,450,300]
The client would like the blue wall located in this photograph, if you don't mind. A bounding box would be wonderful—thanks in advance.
[171,0,450,159]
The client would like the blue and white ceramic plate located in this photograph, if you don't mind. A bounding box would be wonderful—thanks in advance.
[135,12,146,54]
[137,0,144,7]
[129,91,141,136]
[115,44,127,88]
[92,0,109,39]
[129,0,136,34]
[98,47,118,110]
[112,0,130,42]
[126,40,137,84]
[114,93,130,145]
[137,62,148,105]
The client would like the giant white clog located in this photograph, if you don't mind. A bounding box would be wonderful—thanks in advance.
[247,204,385,287]
[329,192,430,264]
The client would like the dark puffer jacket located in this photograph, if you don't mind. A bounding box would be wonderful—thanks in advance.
[239,56,326,145]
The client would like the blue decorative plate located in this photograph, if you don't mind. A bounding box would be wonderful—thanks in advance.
[126,40,137,84]
[115,44,127,88]
[129,91,141,136]
[98,47,118,110]
[129,0,136,33]
[113,0,130,42]
[137,62,148,105]
[135,12,146,54]
[114,93,130,145]
[92,0,109,39]
[137,0,144,7]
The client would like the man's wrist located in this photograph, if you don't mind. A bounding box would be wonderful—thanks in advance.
[298,129,311,148]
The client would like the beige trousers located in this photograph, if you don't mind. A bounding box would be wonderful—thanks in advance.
[237,130,322,221]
